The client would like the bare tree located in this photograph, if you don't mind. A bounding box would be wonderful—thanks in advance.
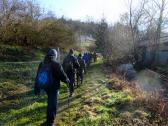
[118,0,149,64]
[142,0,168,64]
[152,0,168,63]
[127,0,148,50]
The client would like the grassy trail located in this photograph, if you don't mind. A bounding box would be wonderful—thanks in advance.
[0,60,108,126]
[55,60,132,126]
[56,60,108,126]
[0,60,133,126]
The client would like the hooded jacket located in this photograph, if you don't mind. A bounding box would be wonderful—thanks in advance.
[62,53,80,74]
[34,49,69,94]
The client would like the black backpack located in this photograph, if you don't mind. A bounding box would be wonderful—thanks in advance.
[36,62,53,89]
[78,58,84,70]
[63,56,73,73]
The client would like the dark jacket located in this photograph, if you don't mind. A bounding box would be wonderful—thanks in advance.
[63,54,80,74]
[77,57,86,73]
[34,57,69,95]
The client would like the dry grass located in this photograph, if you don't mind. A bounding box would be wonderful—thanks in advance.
[138,93,168,119]
[104,66,168,125]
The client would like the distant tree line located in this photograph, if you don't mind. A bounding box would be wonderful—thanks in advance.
[59,17,98,38]
[0,0,99,51]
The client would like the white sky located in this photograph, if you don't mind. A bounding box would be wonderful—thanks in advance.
[37,0,129,23]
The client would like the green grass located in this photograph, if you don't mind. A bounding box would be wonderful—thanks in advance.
[55,60,136,126]
[0,61,69,125]
[0,44,45,62]
[0,62,45,125]
[0,58,162,126]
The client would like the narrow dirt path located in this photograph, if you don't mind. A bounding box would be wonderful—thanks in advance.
[56,60,108,126]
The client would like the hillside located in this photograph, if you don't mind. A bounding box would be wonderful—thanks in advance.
[0,44,45,62]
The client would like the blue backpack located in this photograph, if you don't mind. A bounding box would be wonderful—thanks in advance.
[36,62,53,89]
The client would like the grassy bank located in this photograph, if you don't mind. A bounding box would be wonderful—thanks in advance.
[0,59,131,125]
[0,44,44,62]
[0,60,68,125]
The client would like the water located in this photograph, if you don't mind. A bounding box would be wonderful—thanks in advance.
[136,69,164,93]
[118,64,166,94]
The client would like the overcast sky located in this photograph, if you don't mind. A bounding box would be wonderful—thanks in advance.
[37,0,130,23]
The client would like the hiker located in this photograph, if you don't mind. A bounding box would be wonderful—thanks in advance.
[34,49,70,126]
[93,52,97,62]
[77,53,86,87]
[82,52,89,69]
[88,52,92,66]
[63,49,79,96]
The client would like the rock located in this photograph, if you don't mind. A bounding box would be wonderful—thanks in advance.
[117,64,137,81]
[106,82,114,90]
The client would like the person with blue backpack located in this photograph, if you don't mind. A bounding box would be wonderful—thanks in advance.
[83,52,90,69]
[82,52,88,63]
[34,49,70,126]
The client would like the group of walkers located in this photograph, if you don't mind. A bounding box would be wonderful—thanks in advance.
[82,52,97,68]
[34,48,97,126]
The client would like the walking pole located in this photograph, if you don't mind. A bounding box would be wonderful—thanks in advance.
[68,95,71,123]
[67,84,71,123]
[57,47,60,62]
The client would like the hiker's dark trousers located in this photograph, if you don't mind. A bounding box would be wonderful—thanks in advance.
[67,73,75,93]
[46,90,59,126]
[77,72,83,86]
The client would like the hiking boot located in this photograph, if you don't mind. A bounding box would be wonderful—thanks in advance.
[47,123,55,126]
[69,92,74,97]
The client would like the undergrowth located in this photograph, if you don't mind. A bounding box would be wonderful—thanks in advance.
[105,70,168,126]
[0,44,44,62]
